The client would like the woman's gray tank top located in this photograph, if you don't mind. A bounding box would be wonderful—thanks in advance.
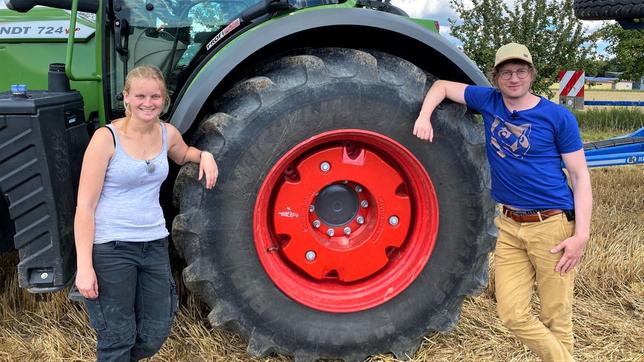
[93,123,170,243]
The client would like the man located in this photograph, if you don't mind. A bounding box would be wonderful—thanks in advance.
[413,43,592,361]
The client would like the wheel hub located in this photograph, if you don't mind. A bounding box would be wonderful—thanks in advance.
[314,184,358,226]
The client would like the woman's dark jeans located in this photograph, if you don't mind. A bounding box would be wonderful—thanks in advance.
[84,238,178,362]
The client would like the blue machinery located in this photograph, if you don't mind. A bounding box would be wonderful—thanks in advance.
[585,101,644,107]
[584,127,644,168]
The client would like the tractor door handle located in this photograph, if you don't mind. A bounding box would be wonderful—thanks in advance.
[114,18,129,55]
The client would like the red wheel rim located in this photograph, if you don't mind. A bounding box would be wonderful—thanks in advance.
[254,130,439,312]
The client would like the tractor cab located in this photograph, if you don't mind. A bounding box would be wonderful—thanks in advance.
[107,0,253,115]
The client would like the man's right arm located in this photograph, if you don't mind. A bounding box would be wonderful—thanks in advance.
[413,80,469,142]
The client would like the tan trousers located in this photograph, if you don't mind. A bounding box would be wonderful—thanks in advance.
[495,212,576,362]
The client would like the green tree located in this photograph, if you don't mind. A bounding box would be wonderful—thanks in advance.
[593,23,644,81]
[579,53,622,77]
[580,56,607,77]
[449,0,596,95]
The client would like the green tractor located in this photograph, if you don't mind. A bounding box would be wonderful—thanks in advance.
[0,0,496,359]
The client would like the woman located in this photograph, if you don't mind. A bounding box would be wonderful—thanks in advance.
[74,65,217,361]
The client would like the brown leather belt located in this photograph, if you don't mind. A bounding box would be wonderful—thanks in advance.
[502,206,564,223]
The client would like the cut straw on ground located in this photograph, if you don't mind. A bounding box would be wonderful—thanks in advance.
[1,167,642,361]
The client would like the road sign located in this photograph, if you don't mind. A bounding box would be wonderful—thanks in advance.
[559,70,585,110]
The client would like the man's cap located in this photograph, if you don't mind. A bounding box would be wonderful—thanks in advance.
[494,43,533,67]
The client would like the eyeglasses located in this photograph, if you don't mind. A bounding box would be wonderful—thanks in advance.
[499,68,530,80]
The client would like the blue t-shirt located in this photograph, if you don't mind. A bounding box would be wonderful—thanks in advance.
[464,86,583,209]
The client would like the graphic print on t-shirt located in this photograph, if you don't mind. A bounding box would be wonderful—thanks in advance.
[490,116,531,159]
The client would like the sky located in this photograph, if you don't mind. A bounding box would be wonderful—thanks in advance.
[390,0,607,53]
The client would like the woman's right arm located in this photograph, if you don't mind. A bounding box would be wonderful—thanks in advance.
[74,127,114,299]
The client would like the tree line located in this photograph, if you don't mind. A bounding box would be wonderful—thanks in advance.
[447,0,643,95]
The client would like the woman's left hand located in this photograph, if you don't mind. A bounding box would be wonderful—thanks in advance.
[199,151,218,189]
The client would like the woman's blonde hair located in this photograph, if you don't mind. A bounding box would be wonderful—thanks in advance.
[122,65,170,131]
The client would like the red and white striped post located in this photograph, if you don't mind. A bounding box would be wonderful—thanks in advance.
[558,70,585,110]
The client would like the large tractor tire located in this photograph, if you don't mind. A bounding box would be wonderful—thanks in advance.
[573,0,644,20]
[173,48,495,361]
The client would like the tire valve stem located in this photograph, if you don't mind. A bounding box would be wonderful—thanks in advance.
[356,216,365,225]
[313,220,321,228]
[343,227,352,235]
[326,228,335,237]
[305,250,316,261]
[389,215,399,226]
[320,161,331,173]
[360,200,369,208]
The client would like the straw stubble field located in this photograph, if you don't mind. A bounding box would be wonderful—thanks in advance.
[0,166,642,361]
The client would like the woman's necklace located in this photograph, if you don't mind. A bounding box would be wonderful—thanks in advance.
[145,159,155,173]
[142,148,155,173]
[121,120,158,174]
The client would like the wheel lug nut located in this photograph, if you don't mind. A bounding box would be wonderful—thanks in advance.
[355,185,363,193]
[305,250,316,261]
[356,216,365,225]
[320,161,331,172]
[389,215,399,226]
[309,205,315,213]
[343,227,352,235]
[360,200,369,208]
[326,228,335,237]
[313,220,321,228]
